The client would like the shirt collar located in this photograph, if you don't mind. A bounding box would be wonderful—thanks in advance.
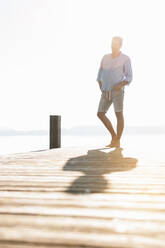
[111,51,121,59]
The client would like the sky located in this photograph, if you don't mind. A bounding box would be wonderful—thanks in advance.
[0,0,165,131]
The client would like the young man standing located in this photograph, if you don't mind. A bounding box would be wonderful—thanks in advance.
[96,36,133,148]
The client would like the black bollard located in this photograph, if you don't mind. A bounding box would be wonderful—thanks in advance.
[49,115,61,149]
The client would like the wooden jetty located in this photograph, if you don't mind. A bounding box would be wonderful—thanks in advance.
[0,141,165,248]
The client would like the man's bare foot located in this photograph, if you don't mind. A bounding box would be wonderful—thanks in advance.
[106,137,120,148]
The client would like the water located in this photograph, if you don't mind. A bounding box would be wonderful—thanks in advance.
[0,134,165,159]
[0,135,106,155]
[0,135,49,155]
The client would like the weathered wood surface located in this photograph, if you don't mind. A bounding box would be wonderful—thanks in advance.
[0,143,165,248]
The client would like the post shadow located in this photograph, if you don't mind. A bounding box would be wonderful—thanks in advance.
[63,147,138,194]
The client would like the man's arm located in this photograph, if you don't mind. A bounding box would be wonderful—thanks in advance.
[120,80,129,87]
[113,80,129,91]
[96,56,104,91]
[123,57,133,85]
[114,58,133,91]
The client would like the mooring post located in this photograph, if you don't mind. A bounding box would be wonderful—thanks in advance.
[49,115,61,149]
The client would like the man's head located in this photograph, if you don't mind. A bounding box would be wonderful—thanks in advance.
[111,36,123,53]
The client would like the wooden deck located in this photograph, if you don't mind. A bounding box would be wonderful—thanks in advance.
[0,140,165,248]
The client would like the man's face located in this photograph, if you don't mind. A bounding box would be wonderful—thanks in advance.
[111,39,121,52]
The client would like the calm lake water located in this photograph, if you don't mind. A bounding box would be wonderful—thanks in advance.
[0,134,165,160]
[0,135,107,155]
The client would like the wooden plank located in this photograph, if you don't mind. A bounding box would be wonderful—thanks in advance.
[0,227,165,248]
[1,191,165,203]
[1,197,165,211]
[1,204,165,221]
[0,243,70,248]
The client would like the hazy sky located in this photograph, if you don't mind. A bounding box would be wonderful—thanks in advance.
[0,0,165,131]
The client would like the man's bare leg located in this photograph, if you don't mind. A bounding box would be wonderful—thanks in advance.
[115,111,124,146]
[97,112,117,145]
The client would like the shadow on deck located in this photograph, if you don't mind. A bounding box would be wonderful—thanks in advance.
[63,147,138,194]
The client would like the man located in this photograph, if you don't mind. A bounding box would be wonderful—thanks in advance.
[96,36,133,148]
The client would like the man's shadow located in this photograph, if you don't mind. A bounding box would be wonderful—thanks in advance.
[63,147,138,194]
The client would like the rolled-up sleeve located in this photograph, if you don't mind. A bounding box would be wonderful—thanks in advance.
[124,58,133,85]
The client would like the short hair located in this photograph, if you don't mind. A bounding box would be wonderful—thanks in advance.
[112,36,123,47]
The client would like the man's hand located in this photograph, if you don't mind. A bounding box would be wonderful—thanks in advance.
[113,83,123,91]
[114,80,128,91]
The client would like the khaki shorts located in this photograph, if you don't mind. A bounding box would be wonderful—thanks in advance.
[97,89,124,113]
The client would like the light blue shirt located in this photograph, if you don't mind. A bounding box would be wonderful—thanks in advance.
[96,51,133,91]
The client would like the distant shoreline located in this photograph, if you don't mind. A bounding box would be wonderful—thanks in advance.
[0,126,165,136]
